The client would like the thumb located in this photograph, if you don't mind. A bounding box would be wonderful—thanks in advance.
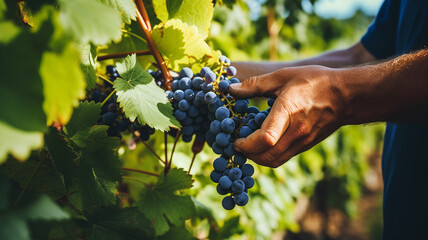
[228,71,282,99]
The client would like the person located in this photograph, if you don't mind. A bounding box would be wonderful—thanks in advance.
[228,0,428,239]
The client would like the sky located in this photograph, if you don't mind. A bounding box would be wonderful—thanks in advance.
[309,0,384,19]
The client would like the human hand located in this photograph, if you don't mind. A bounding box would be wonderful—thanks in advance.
[228,66,346,168]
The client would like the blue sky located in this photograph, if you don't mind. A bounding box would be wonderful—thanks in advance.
[309,0,384,19]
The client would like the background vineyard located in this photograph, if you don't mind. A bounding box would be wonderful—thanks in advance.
[0,0,384,240]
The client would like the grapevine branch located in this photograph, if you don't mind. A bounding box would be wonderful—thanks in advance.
[134,0,172,89]
[97,50,151,61]
[122,176,153,189]
[141,140,165,164]
[187,153,197,175]
[122,167,160,177]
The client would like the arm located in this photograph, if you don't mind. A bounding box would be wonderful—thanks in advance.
[234,42,377,80]
[228,49,428,168]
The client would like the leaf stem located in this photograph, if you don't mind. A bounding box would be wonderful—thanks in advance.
[164,131,168,168]
[14,151,47,206]
[97,50,151,61]
[134,0,172,89]
[97,74,114,86]
[187,153,197,175]
[101,89,117,106]
[168,130,182,164]
[122,167,160,177]
[121,29,148,44]
[141,140,165,164]
[122,176,153,189]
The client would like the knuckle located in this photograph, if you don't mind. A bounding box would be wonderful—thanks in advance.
[261,129,278,147]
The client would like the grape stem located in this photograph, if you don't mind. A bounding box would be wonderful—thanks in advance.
[164,132,168,170]
[141,140,165,164]
[101,89,117,106]
[165,130,182,176]
[98,74,114,86]
[97,50,151,61]
[187,153,197,175]
[122,167,160,177]
[134,0,172,90]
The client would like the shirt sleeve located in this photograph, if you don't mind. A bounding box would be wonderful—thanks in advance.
[361,0,399,59]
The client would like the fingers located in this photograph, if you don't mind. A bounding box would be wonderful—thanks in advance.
[234,95,291,154]
[228,70,286,99]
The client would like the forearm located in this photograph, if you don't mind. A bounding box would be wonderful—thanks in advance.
[235,42,376,80]
[337,49,428,124]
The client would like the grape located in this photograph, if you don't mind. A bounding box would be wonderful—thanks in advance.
[179,67,193,78]
[102,112,116,125]
[231,180,245,194]
[215,107,230,121]
[219,175,232,189]
[239,126,253,138]
[234,153,247,165]
[267,97,275,107]
[182,134,193,142]
[229,167,242,181]
[243,176,255,189]
[247,106,260,114]
[166,90,174,100]
[213,157,228,172]
[218,80,230,92]
[178,99,190,111]
[182,125,194,135]
[171,80,179,91]
[188,106,199,117]
[230,77,240,84]
[190,77,202,89]
[241,164,254,177]
[221,118,235,133]
[255,113,267,126]
[200,67,211,77]
[234,192,249,206]
[174,109,187,121]
[223,143,236,158]
[117,119,130,131]
[173,90,184,101]
[184,89,195,100]
[179,77,192,90]
[215,132,231,147]
[195,91,205,103]
[217,184,230,195]
[212,142,224,154]
[226,66,237,76]
[222,196,235,210]
[210,120,222,134]
[106,65,117,74]
[201,82,213,92]
[234,99,248,113]
[247,119,259,130]
[206,131,216,146]
[205,71,217,83]
[204,92,217,104]
[210,170,222,183]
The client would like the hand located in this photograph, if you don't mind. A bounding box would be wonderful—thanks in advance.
[228,66,345,168]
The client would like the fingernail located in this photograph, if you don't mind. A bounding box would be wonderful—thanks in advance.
[228,83,241,90]
[233,138,243,151]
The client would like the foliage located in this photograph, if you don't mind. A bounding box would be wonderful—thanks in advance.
[0,0,383,240]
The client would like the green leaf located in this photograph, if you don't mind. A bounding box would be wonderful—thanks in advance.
[0,0,6,19]
[98,0,137,24]
[65,101,101,137]
[17,195,69,220]
[151,19,220,72]
[114,54,180,131]
[158,227,196,240]
[58,0,122,45]
[1,157,66,199]
[0,19,51,132]
[153,0,213,39]
[41,44,86,126]
[0,121,43,164]
[85,206,155,240]
[80,43,98,90]
[44,127,77,189]
[0,215,29,240]
[0,21,20,43]
[136,168,195,235]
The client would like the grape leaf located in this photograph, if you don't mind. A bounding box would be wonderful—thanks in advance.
[0,121,43,164]
[0,0,6,19]
[65,101,101,137]
[85,206,155,240]
[41,44,86,126]
[80,43,98,90]
[98,0,137,24]
[17,195,70,220]
[58,0,122,45]
[153,0,214,39]
[136,168,195,235]
[151,19,220,72]
[0,19,51,132]
[114,54,180,131]
[158,227,196,240]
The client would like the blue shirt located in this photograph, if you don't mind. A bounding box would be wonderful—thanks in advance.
[361,0,428,239]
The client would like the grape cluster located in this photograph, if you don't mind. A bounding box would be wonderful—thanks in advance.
[167,56,275,209]
[91,65,155,142]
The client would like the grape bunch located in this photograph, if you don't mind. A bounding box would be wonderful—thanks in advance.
[90,65,156,142]
[167,56,275,210]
